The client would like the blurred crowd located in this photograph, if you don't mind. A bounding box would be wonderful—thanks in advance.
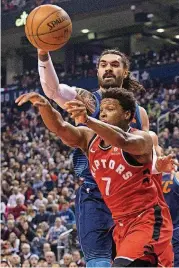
[1,0,60,12]
[1,104,86,267]
[2,47,179,90]
[130,47,179,70]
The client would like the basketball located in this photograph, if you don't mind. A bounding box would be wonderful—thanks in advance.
[25,4,72,51]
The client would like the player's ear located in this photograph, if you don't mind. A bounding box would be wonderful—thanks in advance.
[123,69,129,79]
[125,111,131,121]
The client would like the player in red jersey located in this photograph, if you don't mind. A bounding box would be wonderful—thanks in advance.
[16,89,176,267]
[149,131,175,267]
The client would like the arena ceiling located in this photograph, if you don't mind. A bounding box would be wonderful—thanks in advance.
[1,0,179,55]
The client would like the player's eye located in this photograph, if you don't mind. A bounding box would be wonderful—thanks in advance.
[111,62,120,67]
[107,107,115,111]
[100,62,106,67]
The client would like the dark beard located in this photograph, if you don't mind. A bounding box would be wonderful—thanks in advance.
[98,76,123,90]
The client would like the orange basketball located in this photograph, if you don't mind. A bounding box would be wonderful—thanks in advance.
[25,4,72,51]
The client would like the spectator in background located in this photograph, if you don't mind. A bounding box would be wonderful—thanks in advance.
[59,201,75,227]
[32,173,44,194]
[9,254,21,268]
[22,259,30,268]
[61,187,71,202]
[72,250,85,267]
[24,182,35,202]
[20,243,32,263]
[39,221,50,238]
[45,251,56,268]
[46,194,56,212]
[46,217,67,256]
[60,253,73,268]
[43,173,55,193]
[171,127,179,148]
[3,220,20,240]
[8,232,20,254]
[31,228,46,256]
[29,254,39,268]
[10,198,27,219]
[42,243,52,257]
[34,190,48,210]
[21,221,35,242]
[32,204,49,228]
[48,204,61,226]
[7,187,25,208]
[69,261,79,268]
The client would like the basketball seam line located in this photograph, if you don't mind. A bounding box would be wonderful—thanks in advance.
[31,7,44,50]
[31,23,71,46]
[36,10,71,36]
[27,22,72,37]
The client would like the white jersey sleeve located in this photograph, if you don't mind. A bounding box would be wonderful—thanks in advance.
[38,55,77,108]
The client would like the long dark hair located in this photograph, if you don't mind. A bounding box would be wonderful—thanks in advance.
[97,49,145,92]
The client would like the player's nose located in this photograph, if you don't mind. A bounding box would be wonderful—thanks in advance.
[105,63,113,71]
[100,111,107,120]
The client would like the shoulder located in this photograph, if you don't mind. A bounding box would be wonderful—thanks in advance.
[138,106,149,131]
[132,129,152,141]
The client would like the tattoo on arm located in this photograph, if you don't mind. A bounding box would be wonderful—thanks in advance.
[76,88,96,114]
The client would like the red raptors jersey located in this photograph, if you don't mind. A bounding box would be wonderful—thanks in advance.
[88,135,158,220]
[152,174,173,225]
[152,174,166,205]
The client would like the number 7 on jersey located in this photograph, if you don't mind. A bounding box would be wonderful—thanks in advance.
[102,177,111,196]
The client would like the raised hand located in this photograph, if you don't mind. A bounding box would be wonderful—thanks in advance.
[64,100,88,124]
[15,92,49,107]
[156,154,179,173]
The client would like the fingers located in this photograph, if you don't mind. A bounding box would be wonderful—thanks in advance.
[15,94,27,104]
[65,100,85,108]
[15,92,40,106]
[71,113,84,120]
[165,154,173,160]
[66,107,85,113]
[33,101,46,107]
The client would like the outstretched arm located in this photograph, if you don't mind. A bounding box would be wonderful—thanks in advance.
[38,50,96,113]
[65,100,153,156]
[15,93,93,150]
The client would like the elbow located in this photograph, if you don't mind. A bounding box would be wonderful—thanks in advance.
[40,80,54,99]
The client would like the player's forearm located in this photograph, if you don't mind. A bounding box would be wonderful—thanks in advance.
[38,52,60,99]
[38,103,84,148]
[38,53,77,108]
[38,102,65,135]
[86,116,127,147]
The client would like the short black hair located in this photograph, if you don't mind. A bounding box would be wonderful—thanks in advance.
[102,87,136,121]
[97,49,145,92]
